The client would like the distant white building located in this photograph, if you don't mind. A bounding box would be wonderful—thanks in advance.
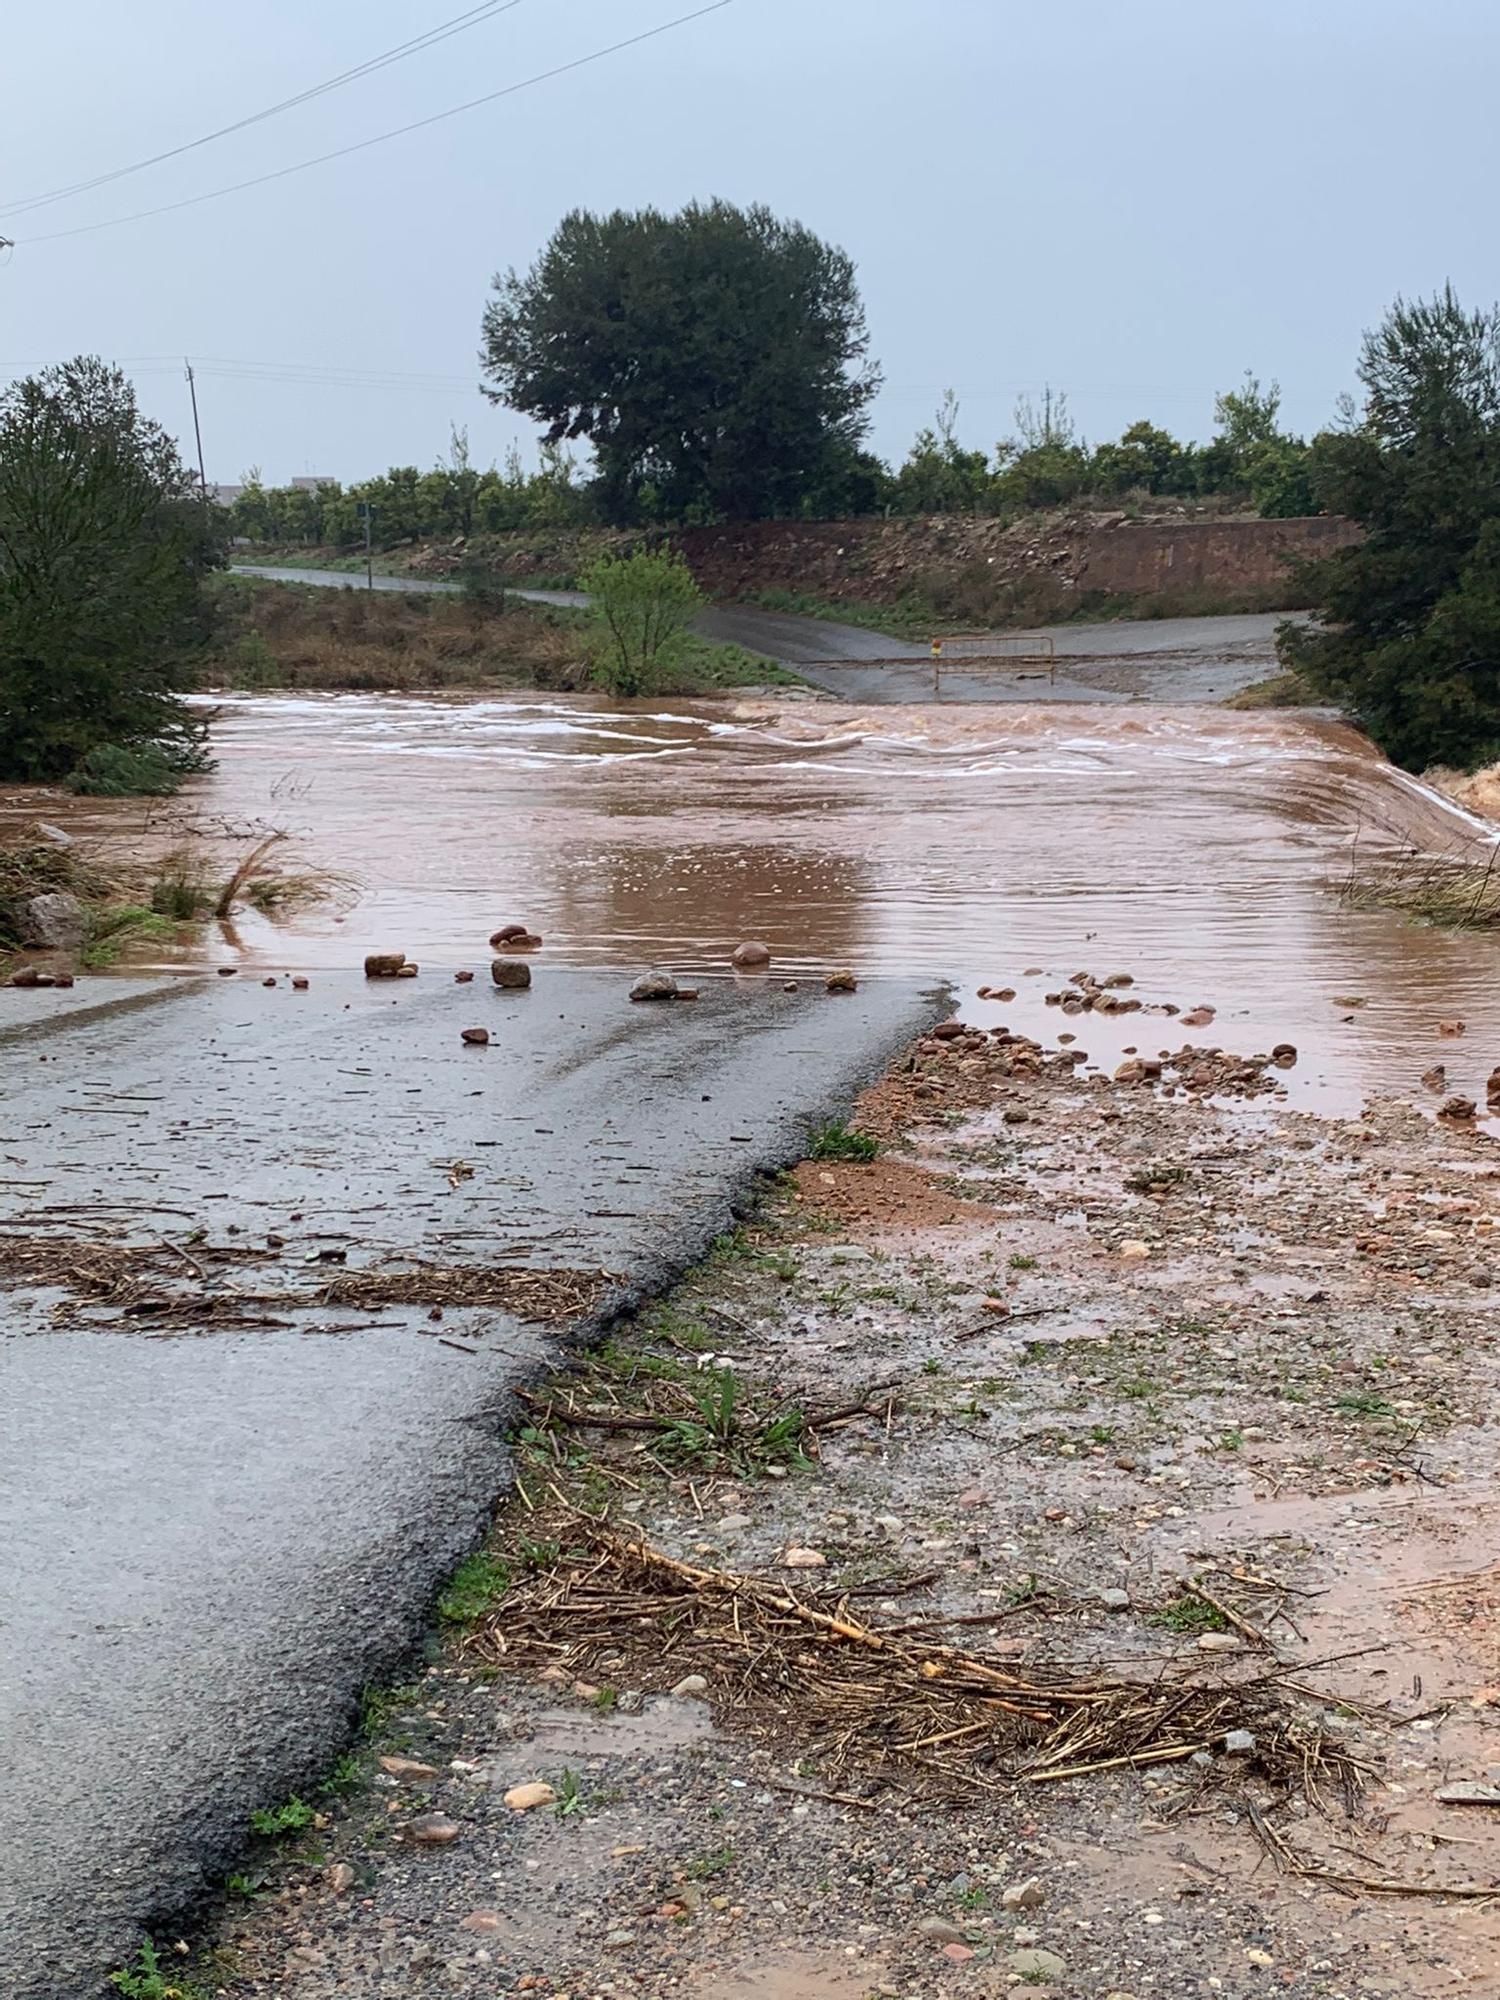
[212,483,245,506]
[291,475,336,492]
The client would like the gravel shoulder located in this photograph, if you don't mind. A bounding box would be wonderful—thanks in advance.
[180,973,1500,2000]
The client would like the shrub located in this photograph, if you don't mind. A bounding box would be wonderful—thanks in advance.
[67,743,184,797]
[579,544,703,696]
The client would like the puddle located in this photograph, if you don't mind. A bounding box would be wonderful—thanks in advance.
[687,1954,887,2000]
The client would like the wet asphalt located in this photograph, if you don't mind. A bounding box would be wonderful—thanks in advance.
[0,968,942,1997]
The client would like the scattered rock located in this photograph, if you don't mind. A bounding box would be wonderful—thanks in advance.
[502,1781,556,1812]
[323,1862,357,1895]
[20,890,87,950]
[1488,1067,1500,1101]
[603,1930,637,1951]
[916,1916,967,1944]
[216,966,236,977]
[782,979,799,992]
[1439,1019,1467,1037]
[8,967,41,988]
[670,1674,710,1699]
[460,1027,490,1046]
[1422,1064,1447,1091]
[261,976,277,988]
[459,1911,505,1933]
[825,969,858,993]
[731,940,772,969]
[1271,1042,1297,1066]
[782,1546,827,1568]
[379,1755,440,1781]
[630,972,680,1003]
[364,952,406,978]
[454,969,474,983]
[1440,1095,1478,1121]
[491,958,532,991]
[1196,1631,1242,1653]
[1118,1240,1151,1260]
[396,964,419,978]
[1002,1877,1046,1910]
[406,1813,461,1844]
[1180,1006,1216,1028]
[1435,1782,1500,1805]
[932,1019,966,1041]
[1221,1729,1256,1755]
[31,821,73,850]
[291,976,309,991]
[1099,1587,1131,1612]
[718,1513,753,1531]
[942,1943,975,1963]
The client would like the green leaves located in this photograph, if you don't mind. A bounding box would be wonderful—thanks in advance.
[481,200,880,525]
[579,544,702,696]
[1280,288,1500,770]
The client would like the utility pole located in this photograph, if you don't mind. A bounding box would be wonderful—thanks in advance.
[357,500,376,589]
[184,359,209,513]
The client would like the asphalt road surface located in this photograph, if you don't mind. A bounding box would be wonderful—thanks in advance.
[230,565,1287,703]
[0,969,941,1998]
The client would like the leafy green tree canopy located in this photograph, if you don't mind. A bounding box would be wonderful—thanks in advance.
[480,200,880,524]
[0,357,220,784]
[1281,287,1500,768]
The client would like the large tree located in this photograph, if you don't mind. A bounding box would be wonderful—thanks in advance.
[0,357,220,782]
[1281,288,1500,769]
[480,200,880,524]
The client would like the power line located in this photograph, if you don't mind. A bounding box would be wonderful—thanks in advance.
[20,3,735,246]
[0,1,527,220]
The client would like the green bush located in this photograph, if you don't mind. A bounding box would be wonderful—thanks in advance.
[580,544,703,696]
[68,743,183,797]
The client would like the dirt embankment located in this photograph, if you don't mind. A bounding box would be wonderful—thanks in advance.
[672,511,1361,626]
[285,511,1360,632]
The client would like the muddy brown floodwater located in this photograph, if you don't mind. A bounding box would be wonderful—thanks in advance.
[11,691,1500,1115]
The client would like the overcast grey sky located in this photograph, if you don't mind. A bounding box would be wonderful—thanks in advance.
[3,0,1494,485]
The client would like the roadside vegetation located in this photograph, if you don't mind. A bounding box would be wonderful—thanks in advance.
[0,828,335,972]
[1282,287,1500,772]
[0,357,222,795]
[204,572,793,697]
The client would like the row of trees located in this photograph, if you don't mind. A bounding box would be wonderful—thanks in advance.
[225,200,1318,547]
[225,380,1317,551]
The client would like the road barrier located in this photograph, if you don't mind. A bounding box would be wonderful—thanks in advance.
[794,635,1057,697]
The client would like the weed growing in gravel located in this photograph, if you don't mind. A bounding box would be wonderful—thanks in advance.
[1009,1253,1038,1271]
[110,1941,207,2000]
[555,1769,586,1819]
[808,1121,880,1162]
[319,1752,365,1796]
[438,1551,512,1625]
[686,1845,737,1879]
[1149,1592,1227,1636]
[1336,1389,1396,1419]
[225,1872,267,1900]
[249,1797,314,1839]
[359,1682,419,1741]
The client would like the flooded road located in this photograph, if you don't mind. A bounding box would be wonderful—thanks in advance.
[37,688,1498,1118]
